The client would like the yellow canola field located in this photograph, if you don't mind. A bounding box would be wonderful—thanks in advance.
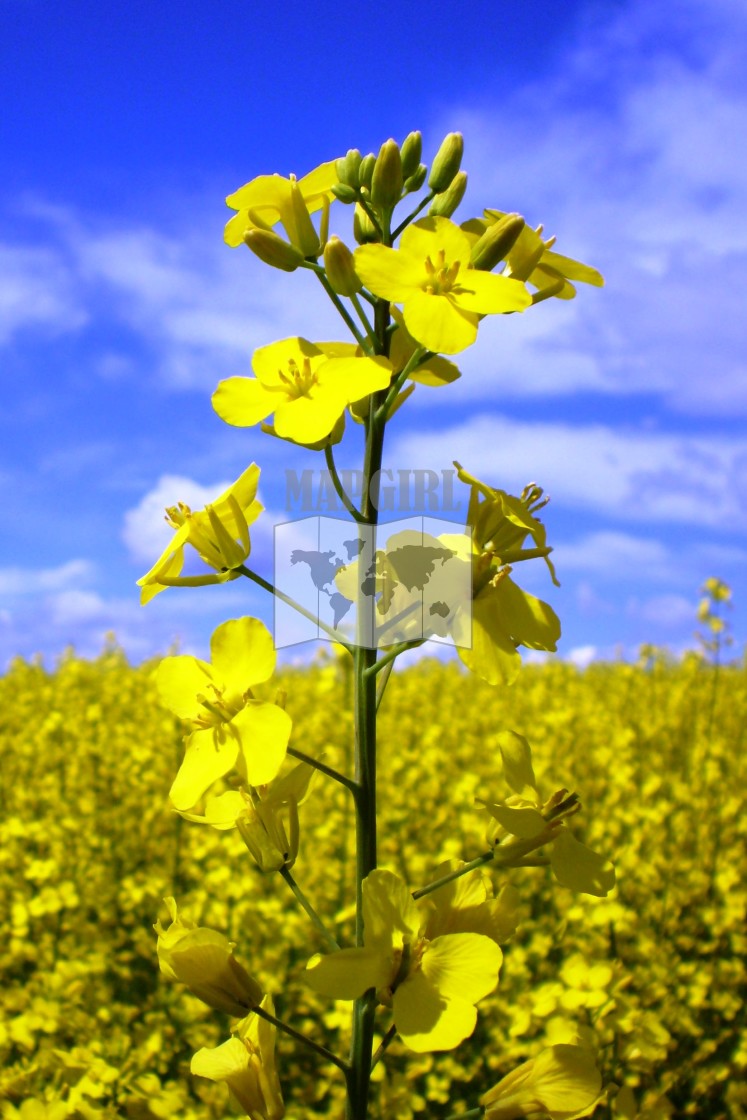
[1,647,746,1120]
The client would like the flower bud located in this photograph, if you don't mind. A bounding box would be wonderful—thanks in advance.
[332,182,359,204]
[287,178,321,257]
[358,152,376,190]
[428,132,464,193]
[244,229,304,272]
[155,898,263,1017]
[400,131,423,179]
[470,214,526,271]
[353,202,379,244]
[336,148,362,187]
[403,163,427,194]
[371,138,403,210]
[323,235,362,295]
[428,170,468,217]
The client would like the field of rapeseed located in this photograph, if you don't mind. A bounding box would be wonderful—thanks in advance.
[1,642,746,1120]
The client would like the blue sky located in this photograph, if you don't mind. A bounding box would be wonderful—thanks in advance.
[1,0,745,667]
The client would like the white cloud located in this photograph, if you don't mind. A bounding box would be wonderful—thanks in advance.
[49,589,107,625]
[0,559,94,597]
[626,593,696,628]
[566,645,598,669]
[433,0,747,415]
[389,414,747,527]
[0,243,87,345]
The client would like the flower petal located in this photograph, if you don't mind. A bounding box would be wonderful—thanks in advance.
[551,830,616,897]
[497,730,539,800]
[394,970,476,1052]
[155,655,214,720]
[453,594,521,686]
[403,291,478,354]
[170,728,240,811]
[363,869,422,951]
[274,393,346,444]
[421,932,501,1005]
[210,617,276,699]
[252,337,324,383]
[230,701,291,787]
[305,947,391,999]
[493,577,561,651]
[354,243,424,301]
[453,270,531,314]
[400,216,472,265]
[212,378,280,428]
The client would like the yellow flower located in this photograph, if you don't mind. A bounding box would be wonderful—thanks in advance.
[154,617,292,810]
[225,158,339,250]
[305,868,502,1052]
[463,210,604,304]
[191,995,284,1120]
[136,465,262,605]
[154,897,263,1017]
[212,338,392,445]
[354,216,531,354]
[440,465,560,686]
[479,731,616,897]
[480,1044,602,1119]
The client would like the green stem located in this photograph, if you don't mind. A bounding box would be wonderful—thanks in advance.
[375,659,395,712]
[350,292,378,351]
[391,191,436,241]
[325,445,365,523]
[279,866,341,952]
[252,1001,350,1074]
[444,1109,482,1120]
[357,196,384,240]
[412,850,495,900]
[375,345,427,423]
[237,565,353,652]
[346,297,391,1120]
[287,745,358,794]
[305,262,372,351]
[370,1024,397,1071]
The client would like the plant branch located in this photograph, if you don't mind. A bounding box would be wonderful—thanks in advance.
[279,866,341,952]
[325,445,365,523]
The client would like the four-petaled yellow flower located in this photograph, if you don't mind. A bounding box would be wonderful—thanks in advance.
[137,465,262,605]
[191,995,284,1120]
[480,1044,602,1119]
[305,868,502,1052]
[225,159,339,249]
[212,338,392,445]
[478,731,616,898]
[354,216,531,354]
[155,617,292,811]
